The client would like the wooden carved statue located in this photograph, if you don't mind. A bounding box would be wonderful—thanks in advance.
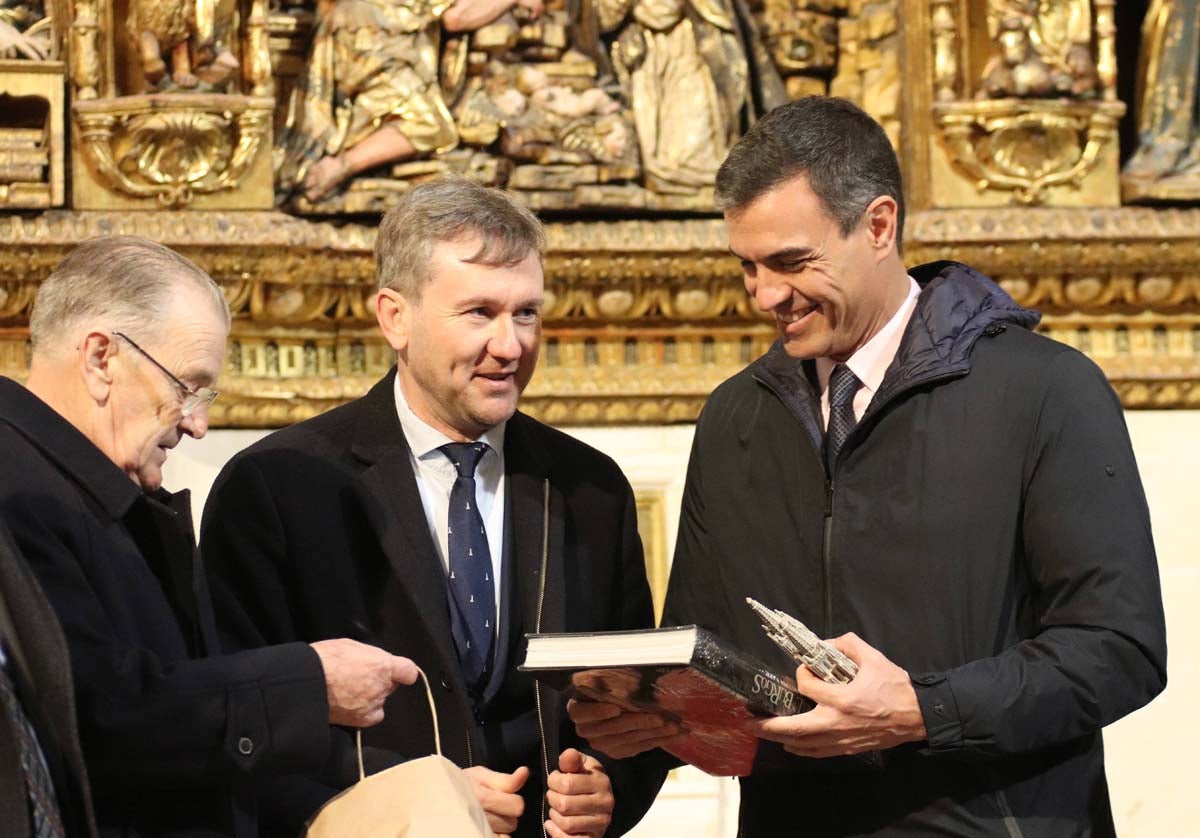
[590,0,784,194]
[1123,0,1200,195]
[275,0,544,203]
[979,0,1098,99]
[127,0,239,88]
[456,59,635,167]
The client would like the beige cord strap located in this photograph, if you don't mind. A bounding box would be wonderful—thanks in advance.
[355,665,440,782]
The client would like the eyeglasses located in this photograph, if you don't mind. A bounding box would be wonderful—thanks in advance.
[113,331,219,417]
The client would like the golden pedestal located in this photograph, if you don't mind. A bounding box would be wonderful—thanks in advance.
[71,93,274,210]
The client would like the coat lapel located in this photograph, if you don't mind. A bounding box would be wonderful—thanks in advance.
[348,374,459,672]
[504,415,565,638]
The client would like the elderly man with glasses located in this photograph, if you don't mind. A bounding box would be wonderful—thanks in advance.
[0,235,420,838]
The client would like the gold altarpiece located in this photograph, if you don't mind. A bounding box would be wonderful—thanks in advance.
[2,0,1200,425]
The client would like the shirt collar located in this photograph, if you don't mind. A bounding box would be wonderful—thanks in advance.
[817,276,921,397]
[392,374,506,462]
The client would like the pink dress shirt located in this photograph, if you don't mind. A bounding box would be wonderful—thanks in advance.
[817,277,922,428]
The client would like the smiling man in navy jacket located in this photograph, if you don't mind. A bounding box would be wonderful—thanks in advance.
[570,97,1168,837]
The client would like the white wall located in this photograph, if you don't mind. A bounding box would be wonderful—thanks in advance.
[164,411,1200,836]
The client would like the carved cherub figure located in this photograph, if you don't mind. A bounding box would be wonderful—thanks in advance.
[127,0,238,89]
[457,60,632,164]
[516,65,620,120]
[979,0,1098,99]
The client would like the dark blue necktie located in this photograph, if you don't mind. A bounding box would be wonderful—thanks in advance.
[825,364,861,474]
[439,442,496,694]
[0,639,64,838]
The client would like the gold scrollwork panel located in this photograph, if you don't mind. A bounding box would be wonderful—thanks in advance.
[2,211,1200,420]
[912,0,1125,208]
[71,94,274,210]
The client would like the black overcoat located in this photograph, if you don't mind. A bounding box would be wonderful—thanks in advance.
[0,378,332,838]
[200,371,668,837]
[0,519,97,838]
[663,262,1168,837]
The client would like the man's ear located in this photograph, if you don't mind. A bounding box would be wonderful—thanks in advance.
[79,330,115,405]
[863,195,899,262]
[375,288,411,353]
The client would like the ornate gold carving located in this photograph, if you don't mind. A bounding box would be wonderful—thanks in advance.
[759,6,838,76]
[923,0,1123,207]
[1,0,55,60]
[934,99,1123,205]
[65,0,276,208]
[1094,0,1117,99]
[242,0,274,97]
[272,0,787,211]
[978,0,1097,99]
[125,0,239,89]
[0,59,66,208]
[929,1,957,103]
[68,0,100,99]
[826,2,901,148]
[73,94,273,208]
[4,209,1200,417]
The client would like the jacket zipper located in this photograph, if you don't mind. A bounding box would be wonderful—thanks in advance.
[823,479,834,637]
[755,366,971,638]
[533,478,551,838]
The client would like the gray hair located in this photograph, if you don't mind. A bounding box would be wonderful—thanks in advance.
[715,96,905,251]
[29,235,231,355]
[375,176,547,298]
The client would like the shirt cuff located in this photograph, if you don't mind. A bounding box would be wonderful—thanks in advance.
[911,671,963,753]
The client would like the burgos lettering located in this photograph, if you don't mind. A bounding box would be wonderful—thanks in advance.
[752,674,794,710]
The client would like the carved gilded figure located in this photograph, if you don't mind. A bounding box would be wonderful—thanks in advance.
[276,0,543,203]
[126,0,239,88]
[457,60,635,167]
[0,0,50,59]
[979,0,1097,98]
[591,0,783,193]
[1124,0,1200,190]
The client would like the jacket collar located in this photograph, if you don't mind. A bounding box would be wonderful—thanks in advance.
[886,260,1040,382]
[752,261,1040,407]
[0,377,141,520]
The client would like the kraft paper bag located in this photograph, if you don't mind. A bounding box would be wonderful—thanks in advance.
[305,670,491,838]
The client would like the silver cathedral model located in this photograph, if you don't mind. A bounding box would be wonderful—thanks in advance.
[746,597,858,684]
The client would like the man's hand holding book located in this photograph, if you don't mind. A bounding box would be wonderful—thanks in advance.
[566,699,687,759]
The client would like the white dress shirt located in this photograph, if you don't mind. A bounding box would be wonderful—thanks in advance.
[817,276,921,427]
[393,377,506,620]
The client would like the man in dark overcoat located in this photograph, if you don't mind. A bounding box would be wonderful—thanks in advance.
[0,236,419,837]
[201,179,668,838]
[570,97,1168,838]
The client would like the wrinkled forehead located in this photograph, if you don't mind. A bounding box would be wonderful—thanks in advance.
[147,291,230,382]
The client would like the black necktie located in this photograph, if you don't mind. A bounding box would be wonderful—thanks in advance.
[438,442,496,694]
[825,364,861,474]
[0,640,64,838]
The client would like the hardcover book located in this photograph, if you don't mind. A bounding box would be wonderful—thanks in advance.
[519,625,810,776]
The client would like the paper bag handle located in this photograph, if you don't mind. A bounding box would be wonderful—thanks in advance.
[355,665,441,782]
